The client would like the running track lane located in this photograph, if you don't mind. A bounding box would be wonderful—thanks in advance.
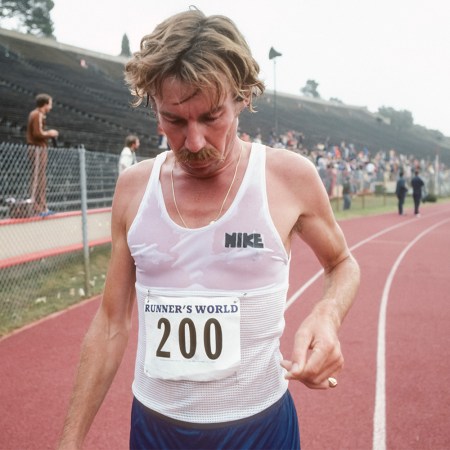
[0,202,449,449]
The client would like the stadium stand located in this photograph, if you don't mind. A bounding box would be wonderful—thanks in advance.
[0,27,449,163]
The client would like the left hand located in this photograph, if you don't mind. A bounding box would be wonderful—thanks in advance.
[280,310,344,389]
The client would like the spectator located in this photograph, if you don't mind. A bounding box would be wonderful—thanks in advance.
[118,134,140,173]
[395,170,408,215]
[342,175,353,210]
[26,93,59,216]
[158,124,169,149]
[411,170,425,216]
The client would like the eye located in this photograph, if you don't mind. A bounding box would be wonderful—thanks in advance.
[164,117,184,126]
[204,115,220,123]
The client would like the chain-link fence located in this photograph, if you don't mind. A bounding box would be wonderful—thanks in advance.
[1,142,449,335]
[0,142,119,335]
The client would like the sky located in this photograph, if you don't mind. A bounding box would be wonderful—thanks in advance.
[45,1,449,136]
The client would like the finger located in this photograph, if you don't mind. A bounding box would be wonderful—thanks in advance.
[302,345,327,377]
[280,360,301,381]
[304,340,343,375]
[280,359,293,371]
[289,331,312,374]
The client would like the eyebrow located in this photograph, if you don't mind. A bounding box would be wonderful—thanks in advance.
[160,105,224,121]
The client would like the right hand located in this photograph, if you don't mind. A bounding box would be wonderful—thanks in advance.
[48,129,59,138]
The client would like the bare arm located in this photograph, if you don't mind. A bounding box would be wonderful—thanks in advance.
[59,173,137,448]
[279,155,360,388]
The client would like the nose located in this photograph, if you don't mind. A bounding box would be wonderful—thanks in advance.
[184,122,206,153]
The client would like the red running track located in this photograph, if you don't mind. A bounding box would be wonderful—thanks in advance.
[1,202,449,450]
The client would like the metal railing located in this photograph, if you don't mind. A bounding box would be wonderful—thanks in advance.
[1,141,448,335]
[0,143,119,334]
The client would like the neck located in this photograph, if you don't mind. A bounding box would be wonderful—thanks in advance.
[169,140,246,228]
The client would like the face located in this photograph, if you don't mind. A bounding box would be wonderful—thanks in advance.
[154,77,245,175]
[44,99,53,113]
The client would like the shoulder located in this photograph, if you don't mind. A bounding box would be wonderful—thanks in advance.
[264,146,323,196]
[28,109,39,119]
[262,146,332,237]
[116,157,155,194]
[120,147,132,156]
[265,146,317,180]
[114,158,156,230]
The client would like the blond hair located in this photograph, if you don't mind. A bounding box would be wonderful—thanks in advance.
[124,9,264,111]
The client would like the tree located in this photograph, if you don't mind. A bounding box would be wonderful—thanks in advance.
[120,33,131,57]
[0,0,55,37]
[378,106,414,130]
[300,79,320,98]
[329,97,344,104]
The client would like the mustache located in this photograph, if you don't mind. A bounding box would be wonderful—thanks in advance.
[176,146,222,163]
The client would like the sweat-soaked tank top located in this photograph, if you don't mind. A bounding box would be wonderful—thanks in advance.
[128,143,291,423]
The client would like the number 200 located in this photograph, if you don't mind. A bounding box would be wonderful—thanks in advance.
[156,318,223,360]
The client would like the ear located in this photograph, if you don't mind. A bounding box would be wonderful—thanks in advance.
[237,97,250,115]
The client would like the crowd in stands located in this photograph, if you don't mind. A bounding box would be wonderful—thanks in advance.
[238,128,446,198]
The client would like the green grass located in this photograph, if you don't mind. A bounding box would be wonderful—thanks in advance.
[332,194,449,220]
[0,244,111,337]
[332,193,398,220]
[1,195,448,337]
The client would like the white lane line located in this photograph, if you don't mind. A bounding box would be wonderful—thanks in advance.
[285,208,450,310]
[372,217,450,450]
[286,219,413,310]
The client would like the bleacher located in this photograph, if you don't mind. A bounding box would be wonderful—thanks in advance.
[0,28,159,156]
[0,27,449,164]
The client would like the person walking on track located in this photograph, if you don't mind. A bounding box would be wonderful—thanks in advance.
[59,8,360,450]
[411,169,425,216]
[395,170,408,215]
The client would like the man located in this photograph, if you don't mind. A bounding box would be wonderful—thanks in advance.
[342,175,353,210]
[411,169,425,216]
[118,134,140,173]
[395,170,408,215]
[59,9,360,450]
[26,93,59,215]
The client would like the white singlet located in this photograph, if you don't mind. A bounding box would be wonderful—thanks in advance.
[128,143,291,423]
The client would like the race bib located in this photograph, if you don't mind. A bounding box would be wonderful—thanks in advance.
[143,295,241,381]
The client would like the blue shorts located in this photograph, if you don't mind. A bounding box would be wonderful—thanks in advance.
[130,390,300,450]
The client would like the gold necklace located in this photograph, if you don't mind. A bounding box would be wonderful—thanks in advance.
[171,143,243,228]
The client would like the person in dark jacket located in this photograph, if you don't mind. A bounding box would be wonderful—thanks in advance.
[395,171,408,215]
[411,170,425,216]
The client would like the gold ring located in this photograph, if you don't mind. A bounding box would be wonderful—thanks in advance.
[328,377,338,388]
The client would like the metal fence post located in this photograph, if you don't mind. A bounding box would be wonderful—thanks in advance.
[79,145,91,297]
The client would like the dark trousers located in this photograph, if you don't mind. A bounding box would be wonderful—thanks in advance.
[397,194,406,215]
[413,195,421,214]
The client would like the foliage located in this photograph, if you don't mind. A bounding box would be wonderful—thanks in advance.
[422,193,437,203]
[0,0,55,37]
[374,183,386,196]
[378,106,414,130]
[120,33,131,57]
[301,79,320,98]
